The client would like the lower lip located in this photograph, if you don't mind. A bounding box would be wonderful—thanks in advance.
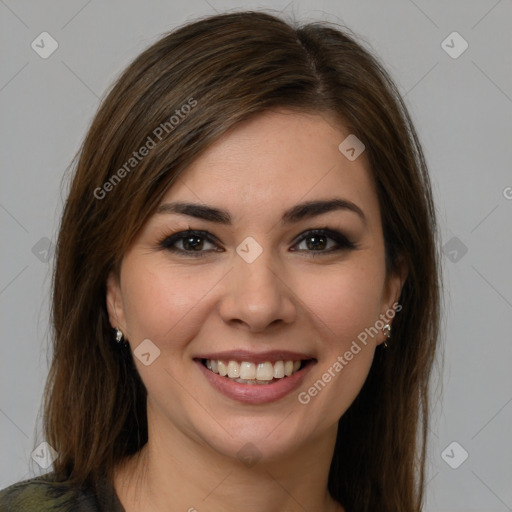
[195,359,315,404]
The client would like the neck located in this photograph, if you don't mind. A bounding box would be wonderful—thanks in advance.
[114,409,344,512]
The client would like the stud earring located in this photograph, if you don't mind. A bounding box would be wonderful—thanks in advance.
[382,323,391,348]
[115,327,123,345]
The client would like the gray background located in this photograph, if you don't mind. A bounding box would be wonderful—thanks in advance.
[1,1,511,510]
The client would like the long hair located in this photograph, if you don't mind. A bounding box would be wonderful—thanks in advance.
[43,11,441,511]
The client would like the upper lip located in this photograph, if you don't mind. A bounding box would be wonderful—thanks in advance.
[194,350,315,364]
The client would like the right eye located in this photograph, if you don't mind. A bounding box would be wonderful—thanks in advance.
[158,230,223,257]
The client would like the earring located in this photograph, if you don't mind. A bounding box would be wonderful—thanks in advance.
[115,328,125,345]
[382,323,391,348]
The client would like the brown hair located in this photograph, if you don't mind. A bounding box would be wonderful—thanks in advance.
[43,10,441,511]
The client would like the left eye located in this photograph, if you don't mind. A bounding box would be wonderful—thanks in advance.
[294,232,339,251]
[291,228,357,254]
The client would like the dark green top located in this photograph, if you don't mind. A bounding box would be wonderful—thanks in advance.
[0,472,125,512]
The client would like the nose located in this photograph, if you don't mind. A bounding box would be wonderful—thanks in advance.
[218,249,297,333]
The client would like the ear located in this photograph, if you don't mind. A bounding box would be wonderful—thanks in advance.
[106,271,127,332]
[377,256,408,345]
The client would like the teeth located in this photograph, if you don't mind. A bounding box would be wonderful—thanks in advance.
[204,358,305,382]
[240,362,256,380]
[273,360,284,378]
[256,362,274,381]
[227,361,240,378]
[218,361,228,376]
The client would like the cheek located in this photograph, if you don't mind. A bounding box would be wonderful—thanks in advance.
[294,264,381,418]
[292,259,386,350]
[120,260,222,348]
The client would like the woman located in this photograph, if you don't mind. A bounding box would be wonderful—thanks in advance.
[0,10,441,512]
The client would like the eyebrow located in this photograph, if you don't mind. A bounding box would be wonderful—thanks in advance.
[155,198,366,225]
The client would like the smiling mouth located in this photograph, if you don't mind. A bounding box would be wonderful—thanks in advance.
[200,358,314,385]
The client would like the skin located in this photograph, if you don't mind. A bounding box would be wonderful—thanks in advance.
[107,109,406,512]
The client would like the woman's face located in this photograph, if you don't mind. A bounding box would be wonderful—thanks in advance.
[107,109,404,463]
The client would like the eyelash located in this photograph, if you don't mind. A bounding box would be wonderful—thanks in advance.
[157,228,358,257]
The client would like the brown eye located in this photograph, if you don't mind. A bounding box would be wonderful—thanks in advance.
[159,230,222,255]
[180,234,206,251]
[291,229,357,255]
[302,234,330,251]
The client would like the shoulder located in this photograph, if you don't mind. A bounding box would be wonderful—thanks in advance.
[0,473,100,512]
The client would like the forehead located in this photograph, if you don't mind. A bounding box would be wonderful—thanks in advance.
[161,110,380,226]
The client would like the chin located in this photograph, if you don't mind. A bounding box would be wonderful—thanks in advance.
[192,412,319,466]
